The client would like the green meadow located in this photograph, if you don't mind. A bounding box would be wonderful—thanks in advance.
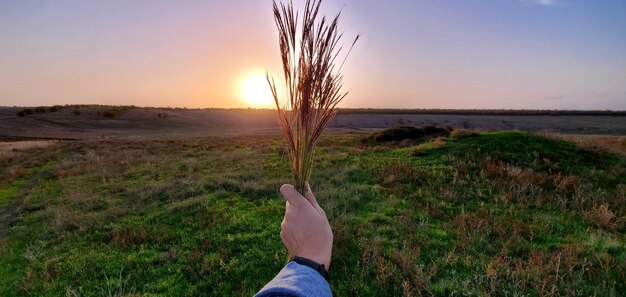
[1,131,624,296]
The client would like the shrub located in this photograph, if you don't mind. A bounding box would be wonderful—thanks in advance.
[73,108,81,115]
[365,125,451,145]
[34,106,47,113]
[23,108,33,115]
[48,105,61,112]
[103,107,129,118]
[103,110,116,118]
[450,129,478,139]
[411,137,447,156]
[17,111,26,117]
[583,204,620,231]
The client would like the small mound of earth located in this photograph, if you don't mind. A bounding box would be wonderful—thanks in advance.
[364,125,451,145]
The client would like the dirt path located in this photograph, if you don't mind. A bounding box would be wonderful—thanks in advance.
[0,204,19,239]
[0,160,58,240]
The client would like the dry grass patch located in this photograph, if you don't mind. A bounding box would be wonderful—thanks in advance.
[485,244,594,297]
[450,129,478,139]
[583,204,622,231]
[537,131,626,156]
[0,141,57,159]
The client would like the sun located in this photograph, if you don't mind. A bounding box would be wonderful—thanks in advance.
[239,74,275,108]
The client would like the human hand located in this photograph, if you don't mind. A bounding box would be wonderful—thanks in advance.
[279,183,333,269]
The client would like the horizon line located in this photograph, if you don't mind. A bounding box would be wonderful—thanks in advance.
[3,105,625,113]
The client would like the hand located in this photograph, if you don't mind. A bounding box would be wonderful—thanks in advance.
[279,183,333,269]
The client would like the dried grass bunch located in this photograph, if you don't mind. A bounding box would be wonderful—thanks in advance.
[267,0,358,194]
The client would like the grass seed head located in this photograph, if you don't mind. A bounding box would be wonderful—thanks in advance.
[268,0,358,194]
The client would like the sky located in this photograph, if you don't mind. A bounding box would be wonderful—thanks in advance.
[0,0,625,110]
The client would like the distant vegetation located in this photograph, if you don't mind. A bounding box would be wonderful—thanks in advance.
[48,105,61,112]
[14,105,139,118]
[19,108,32,116]
[16,105,63,117]
[364,125,452,145]
[102,106,134,118]
[0,131,623,295]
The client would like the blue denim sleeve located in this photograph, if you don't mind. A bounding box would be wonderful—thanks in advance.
[254,261,332,297]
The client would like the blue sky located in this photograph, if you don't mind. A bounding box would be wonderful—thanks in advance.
[0,0,624,109]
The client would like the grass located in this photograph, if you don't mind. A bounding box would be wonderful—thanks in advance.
[0,131,624,296]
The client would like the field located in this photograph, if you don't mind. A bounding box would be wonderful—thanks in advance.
[2,106,626,140]
[0,129,624,296]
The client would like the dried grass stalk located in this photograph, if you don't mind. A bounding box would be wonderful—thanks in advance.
[267,0,358,195]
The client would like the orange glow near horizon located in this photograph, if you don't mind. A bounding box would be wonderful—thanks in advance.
[239,73,276,108]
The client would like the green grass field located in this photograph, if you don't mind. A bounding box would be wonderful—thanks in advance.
[0,131,624,296]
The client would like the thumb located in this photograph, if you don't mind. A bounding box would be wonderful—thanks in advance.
[280,184,304,208]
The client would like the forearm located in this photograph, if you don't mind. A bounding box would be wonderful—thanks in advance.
[255,261,332,297]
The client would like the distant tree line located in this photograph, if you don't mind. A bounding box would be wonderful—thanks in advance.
[17,105,63,117]
[14,105,625,117]
[15,104,137,118]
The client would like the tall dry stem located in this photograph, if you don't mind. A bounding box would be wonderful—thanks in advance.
[267,0,358,194]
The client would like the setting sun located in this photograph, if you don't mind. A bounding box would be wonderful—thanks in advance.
[239,74,275,108]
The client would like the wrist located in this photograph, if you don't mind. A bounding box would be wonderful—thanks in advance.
[291,256,330,282]
[297,249,331,269]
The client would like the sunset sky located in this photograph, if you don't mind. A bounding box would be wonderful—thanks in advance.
[0,0,624,110]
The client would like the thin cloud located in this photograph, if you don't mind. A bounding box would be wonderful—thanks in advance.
[544,95,564,101]
[524,0,561,6]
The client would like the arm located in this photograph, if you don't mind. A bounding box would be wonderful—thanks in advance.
[255,183,333,297]
[254,261,331,297]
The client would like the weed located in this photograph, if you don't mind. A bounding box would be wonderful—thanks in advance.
[583,204,621,231]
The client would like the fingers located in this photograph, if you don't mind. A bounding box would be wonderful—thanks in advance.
[280,184,303,208]
[305,182,327,217]
[281,183,326,217]
[304,182,320,209]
